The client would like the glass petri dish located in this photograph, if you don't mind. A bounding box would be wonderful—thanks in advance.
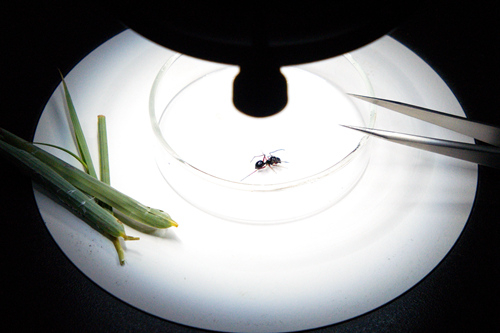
[150,53,376,224]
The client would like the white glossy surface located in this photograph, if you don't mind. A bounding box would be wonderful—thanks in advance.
[150,54,376,223]
[33,30,477,332]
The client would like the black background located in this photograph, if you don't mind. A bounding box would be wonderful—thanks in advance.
[2,1,499,332]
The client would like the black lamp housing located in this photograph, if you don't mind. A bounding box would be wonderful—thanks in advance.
[95,0,432,117]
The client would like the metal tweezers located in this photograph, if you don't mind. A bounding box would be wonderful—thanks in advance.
[342,94,500,168]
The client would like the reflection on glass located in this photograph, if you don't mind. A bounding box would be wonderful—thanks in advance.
[150,54,375,223]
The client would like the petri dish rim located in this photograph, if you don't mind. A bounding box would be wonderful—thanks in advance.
[149,53,376,193]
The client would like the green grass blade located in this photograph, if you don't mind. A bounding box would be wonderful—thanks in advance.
[97,115,113,212]
[98,115,110,185]
[1,127,178,229]
[0,139,130,239]
[1,137,139,266]
[58,69,97,179]
[33,142,88,171]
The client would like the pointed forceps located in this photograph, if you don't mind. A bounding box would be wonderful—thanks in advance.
[342,94,500,168]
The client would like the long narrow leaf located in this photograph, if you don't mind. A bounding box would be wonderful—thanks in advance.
[58,69,97,179]
[97,115,113,212]
[98,115,110,185]
[0,139,138,241]
[97,116,124,264]
[0,139,138,266]
[1,128,178,229]
[33,142,88,170]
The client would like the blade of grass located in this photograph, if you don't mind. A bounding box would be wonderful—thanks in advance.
[1,128,178,229]
[97,115,113,212]
[33,142,88,171]
[97,116,125,264]
[98,115,110,185]
[0,139,139,242]
[58,69,97,179]
[0,139,138,266]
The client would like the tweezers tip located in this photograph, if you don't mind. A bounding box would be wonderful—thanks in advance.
[340,124,375,137]
[347,93,370,100]
[340,124,364,130]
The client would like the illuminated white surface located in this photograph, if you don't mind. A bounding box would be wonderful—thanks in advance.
[150,54,376,223]
[156,66,366,182]
[33,30,477,332]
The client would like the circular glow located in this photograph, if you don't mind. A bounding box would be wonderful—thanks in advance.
[150,54,376,223]
[33,30,477,332]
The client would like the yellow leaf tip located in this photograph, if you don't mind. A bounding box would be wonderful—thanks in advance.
[123,235,140,241]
